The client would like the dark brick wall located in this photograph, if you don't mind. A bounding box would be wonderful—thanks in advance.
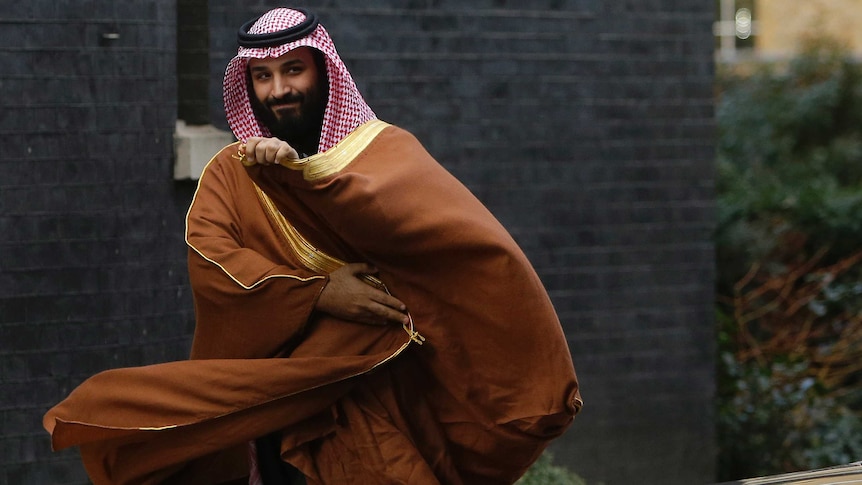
[1,1,715,484]
[178,0,211,125]
[0,1,195,483]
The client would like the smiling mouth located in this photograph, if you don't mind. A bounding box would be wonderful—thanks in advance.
[271,103,300,118]
[273,102,299,110]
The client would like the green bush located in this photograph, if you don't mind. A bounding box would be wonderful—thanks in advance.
[716,40,862,290]
[716,350,862,479]
[517,452,587,485]
[715,39,862,481]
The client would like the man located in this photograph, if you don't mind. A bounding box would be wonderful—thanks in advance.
[44,7,581,485]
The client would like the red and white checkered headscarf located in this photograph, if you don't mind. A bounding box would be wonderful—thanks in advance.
[223,8,376,151]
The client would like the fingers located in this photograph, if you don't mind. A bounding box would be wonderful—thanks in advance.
[242,137,299,166]
[342,263,408,314]
[364,301,411,326]
[316,264,410,326]
[344,276,409,325]
[359,287,410,325]
[370,291,407,313]
[348,296,409,326]
[276,143,299,164]
[343,262,377,276]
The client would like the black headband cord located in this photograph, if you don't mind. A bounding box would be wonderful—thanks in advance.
[237,8,319,48]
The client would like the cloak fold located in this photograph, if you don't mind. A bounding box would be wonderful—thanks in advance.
[44,120,581,485]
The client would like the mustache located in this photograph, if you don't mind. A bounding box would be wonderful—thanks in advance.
[265,93,304,108]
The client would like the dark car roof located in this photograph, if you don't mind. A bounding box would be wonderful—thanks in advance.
[716,462,862,485]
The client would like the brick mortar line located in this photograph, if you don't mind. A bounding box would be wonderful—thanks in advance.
[0,19,165,25]
[234,7,598,20]
[0,46,174,53]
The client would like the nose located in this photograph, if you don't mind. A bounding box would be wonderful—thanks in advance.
[272,74,293,99]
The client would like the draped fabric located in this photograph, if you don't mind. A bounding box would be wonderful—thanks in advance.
[43,121,581,484]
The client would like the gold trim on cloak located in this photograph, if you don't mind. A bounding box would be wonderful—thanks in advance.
[252,120,425,345]
[282,118,390,181]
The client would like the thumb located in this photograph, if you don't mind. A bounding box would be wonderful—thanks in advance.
[344,262,377,276]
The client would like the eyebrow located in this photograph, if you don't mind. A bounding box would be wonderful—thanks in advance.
[250,59,305,72]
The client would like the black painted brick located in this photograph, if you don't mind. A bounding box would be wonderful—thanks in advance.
[0,1,190,484]
[2,1,716,484]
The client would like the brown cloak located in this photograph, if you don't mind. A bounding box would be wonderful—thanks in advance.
[44,120,582,485]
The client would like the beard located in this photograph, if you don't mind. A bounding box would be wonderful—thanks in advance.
[250,81,328,156]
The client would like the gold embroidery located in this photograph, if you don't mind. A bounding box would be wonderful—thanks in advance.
[254,183,425,345]
[280,119,390,181]
[254,184,342,275]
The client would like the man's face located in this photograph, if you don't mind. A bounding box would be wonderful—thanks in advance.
[247,47,327,142]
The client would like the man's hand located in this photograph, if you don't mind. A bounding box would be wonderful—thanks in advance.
[242,137,299,166]
[316,263,410,326]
